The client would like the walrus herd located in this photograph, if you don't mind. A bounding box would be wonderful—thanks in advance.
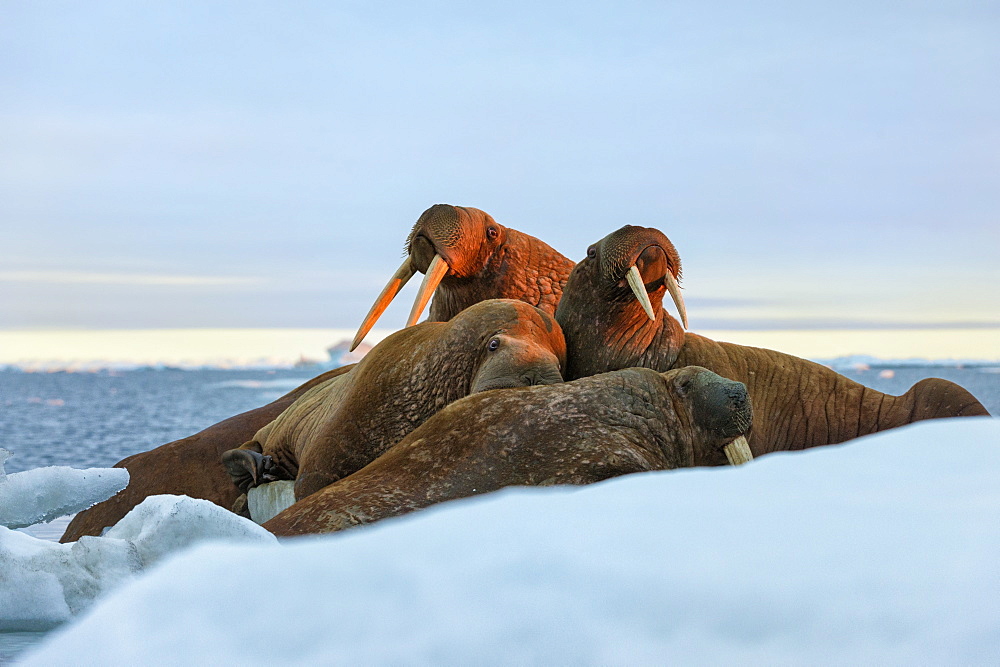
[62,204,990,542]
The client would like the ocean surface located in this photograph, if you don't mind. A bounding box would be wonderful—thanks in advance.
[2,364,998,474]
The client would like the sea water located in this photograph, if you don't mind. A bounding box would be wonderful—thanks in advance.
[0,368,320,474]
[1,364,997,474]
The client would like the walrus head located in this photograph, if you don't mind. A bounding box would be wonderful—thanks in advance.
[351,205,511,350]
[574,224,686,327]
[352,205,575,351]
[556,225,687,379]
[447,299,567,394]
[662,366,753,464]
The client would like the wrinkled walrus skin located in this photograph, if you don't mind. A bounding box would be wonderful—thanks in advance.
[63,205,573,542]
[264,366,751,536]
[59,365,353,542]
[224,299,568,501]
[554,225,990,458]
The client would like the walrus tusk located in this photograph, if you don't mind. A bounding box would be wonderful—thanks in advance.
[723,435,753,466]
[626,265,657,321]
[351,258,418,351]
[406,253,449,327]
[665,271,688,330]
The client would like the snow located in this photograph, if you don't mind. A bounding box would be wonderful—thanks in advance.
[100,495,277,566]
[0,495,275,632]
[21,417,1000,665]
[0,449,129,530]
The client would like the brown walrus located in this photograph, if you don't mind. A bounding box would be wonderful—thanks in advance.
[223,299,568,501]
[62,204,573,542]
[351,203,575,349]
[554,225,990,458]
[263,365,751,536]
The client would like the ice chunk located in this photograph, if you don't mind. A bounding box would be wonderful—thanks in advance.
[0,495,275,632]
[0,526,137,631]
[0,453,129,529]
[247,481,296,524]
[104,495,276,568]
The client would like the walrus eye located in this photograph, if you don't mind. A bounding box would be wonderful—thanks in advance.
[486,226,499,240]
[487,337,501,351]
[587,245,597,259]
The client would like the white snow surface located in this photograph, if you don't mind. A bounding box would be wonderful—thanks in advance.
[0,449,128,530]
[21,417,1000,665]
[0,495,275,632]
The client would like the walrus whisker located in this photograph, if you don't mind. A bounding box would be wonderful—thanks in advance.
[665,271,688,329]
[406,253,449,327]
[626,265,657,321]
[723,435,753,466]
[351,257,417,351]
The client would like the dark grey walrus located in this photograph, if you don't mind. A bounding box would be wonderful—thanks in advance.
[263,365,751,536]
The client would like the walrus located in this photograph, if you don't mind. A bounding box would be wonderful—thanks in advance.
[554,225,990,458]
[62,204,573,541]
[223,299,568,501]
[351,203,575,349]
[262,365,751,536]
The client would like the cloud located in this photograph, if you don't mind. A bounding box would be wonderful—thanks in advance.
[0,271,263,287]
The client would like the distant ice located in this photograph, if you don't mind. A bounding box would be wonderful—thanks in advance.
[0,449,128,530]
[818,354,998,370]
[204,378,310,390]
[22,417,1000,665]
[0,495,275,632]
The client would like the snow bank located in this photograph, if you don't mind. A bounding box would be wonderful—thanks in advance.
[23,418,1000,665]
[0,449,128,529]
[0,495,275,631]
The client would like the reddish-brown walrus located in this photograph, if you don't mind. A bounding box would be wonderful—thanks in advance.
[223,299,568,501]
[554,225,990,458]
[350,203,576,349]
[62,204,574,542]
[263,365,752,536]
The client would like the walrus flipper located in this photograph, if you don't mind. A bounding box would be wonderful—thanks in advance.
[222,448,277,494]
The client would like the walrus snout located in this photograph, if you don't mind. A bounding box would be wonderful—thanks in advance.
[409,234,442,274]
[681,368,752,440]
[472,366,563,393]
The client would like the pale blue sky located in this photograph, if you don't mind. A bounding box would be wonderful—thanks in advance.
[2,1,998,330]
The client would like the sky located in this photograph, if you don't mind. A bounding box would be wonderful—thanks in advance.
[2,1,999,339]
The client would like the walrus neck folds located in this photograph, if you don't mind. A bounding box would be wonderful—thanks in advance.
[428,229,574,322]
[560,284,684,380]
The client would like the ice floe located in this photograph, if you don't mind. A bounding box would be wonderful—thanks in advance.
[20,417,1000,664]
